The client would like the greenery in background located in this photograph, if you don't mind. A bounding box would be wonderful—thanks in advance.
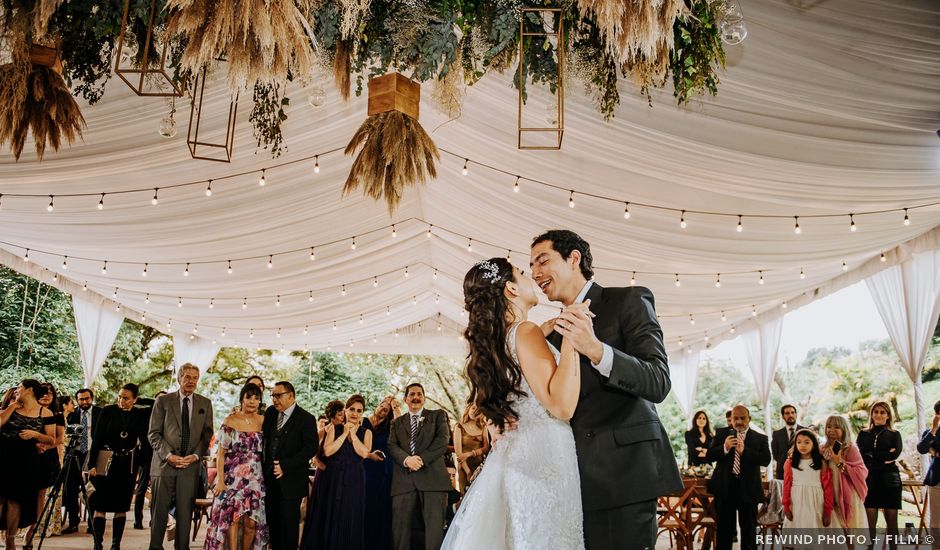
[671,0,725,105]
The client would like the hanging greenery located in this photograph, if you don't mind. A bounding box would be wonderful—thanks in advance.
[250,80,290,157]
[672,0,724,105]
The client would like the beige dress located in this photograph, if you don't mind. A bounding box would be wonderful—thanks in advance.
[826,459,867,529]
[784,465,826,529]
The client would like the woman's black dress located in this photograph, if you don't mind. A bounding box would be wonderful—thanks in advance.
[856,426,903,509]
[363,418,393,550]
[37,411,64,488]
[684,429,713,466]
[89,405,149,513]
[0,411,46,527]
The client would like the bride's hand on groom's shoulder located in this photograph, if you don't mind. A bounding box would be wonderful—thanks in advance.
[540,318,557,337]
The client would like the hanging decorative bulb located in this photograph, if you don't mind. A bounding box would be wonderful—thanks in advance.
[513,177,520,193]
[158,114,177,138]
[152,189,159,205]
[142,263,148,277]
[267,255,273,269]
[307,87,327,107]
[794,216,801,234]
[313,156,320,174]
[674,274,681,287]
[715,274,721,288]
[679,211,687,229]
[98,194,105,210]
[568,191,575,209]
[47,195,54,212]
[623,203,631,220]
[205,180,212,197]
[309,247,316,261]
[903,208,911,226]
[227,260,233,275]
[849,214,857,232]
[735,215,743,233]
[461,159,469,176]
[259,169,267,187]
[719,0,747,45]
[720,311,727,322]
[630,272,636,286]
[61,257,69,270]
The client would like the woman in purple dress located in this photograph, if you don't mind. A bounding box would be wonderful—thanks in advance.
[206,383,268,550]
[301,395,372,550]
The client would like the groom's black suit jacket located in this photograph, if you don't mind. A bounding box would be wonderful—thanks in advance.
[549,283,683,511]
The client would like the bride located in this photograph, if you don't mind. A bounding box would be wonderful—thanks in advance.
[442,258,584,549]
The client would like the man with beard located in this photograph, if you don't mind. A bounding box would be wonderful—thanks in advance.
[388,383,451,550]
[63,388,102,534]
[771,404,805,479]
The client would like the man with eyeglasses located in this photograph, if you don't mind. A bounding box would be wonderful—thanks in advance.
[262,381,317,550]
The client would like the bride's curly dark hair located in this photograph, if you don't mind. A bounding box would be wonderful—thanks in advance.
[463,257,526,433]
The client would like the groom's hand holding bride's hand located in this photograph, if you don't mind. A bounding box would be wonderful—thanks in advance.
[555,300,602,364]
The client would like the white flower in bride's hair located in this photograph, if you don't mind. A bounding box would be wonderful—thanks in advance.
[475,260,501,283]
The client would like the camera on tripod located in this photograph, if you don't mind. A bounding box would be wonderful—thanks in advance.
[65,424,85,437]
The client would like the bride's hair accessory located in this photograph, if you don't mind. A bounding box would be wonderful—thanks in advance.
[475,260,502,283]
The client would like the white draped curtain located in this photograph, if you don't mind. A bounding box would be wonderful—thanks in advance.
[743,317,784,435]
[865,249,940,460]
[172,336,221,375]
[670,350,701,420]
[72,295,125,387]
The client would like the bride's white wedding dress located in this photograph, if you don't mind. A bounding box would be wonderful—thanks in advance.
[442,324,584,550]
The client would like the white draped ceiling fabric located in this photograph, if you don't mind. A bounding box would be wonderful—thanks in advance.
[669,350,701,420]
[172,336,222,375]
[865,239,940,472]
[743,316,783,467]
[1,0,939,376]
[72,294,125,387]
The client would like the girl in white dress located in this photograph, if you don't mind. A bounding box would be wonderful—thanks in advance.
[783,429,834,533]
[442,258,584,550]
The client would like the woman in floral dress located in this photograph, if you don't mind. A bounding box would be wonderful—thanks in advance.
[206,383,268,550]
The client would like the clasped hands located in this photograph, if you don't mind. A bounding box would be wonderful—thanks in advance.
[167,453,199,469]
[404,455,424,472]
[543,301,602,364]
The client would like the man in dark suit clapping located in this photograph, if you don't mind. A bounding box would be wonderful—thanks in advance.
[262,381,318,550]
[706,405,771,550]
[388,383,451,550]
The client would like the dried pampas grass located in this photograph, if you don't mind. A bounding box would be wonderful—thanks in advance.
[339,0,371,39]
[431,51,465,119]
[344,110,439,213]
[333,38,352,101]
[167,0,317,90]
[0,62,85,161]
[578,0,686,66]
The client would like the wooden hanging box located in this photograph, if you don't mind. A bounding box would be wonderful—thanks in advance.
[367,73,420,119]
[29,44,63,74]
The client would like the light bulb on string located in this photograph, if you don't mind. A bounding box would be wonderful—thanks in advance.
[313,156,320,174]
[359,314,364,324]
[332,321,337,331]
[623,203,631,220]
[82,281,88,292]
[140,312,146,321]
[373,277,379,288]
[277,329,281,338]
[303,325,308,335]
[426,225,433,239]
[800,267,805,280]
[736,215,743,233]
[142,263,149,277]
[193,325,199,335]
[341,285,347,297]
[177,297,183,308]
[308,291,314,303]
[782,301,788,309]
[101,261,108,275]
[751,305,757,317]
[309,247,316,261]
[386,306,391,316]
[259,169,266,187]
[115,303,121,312]
[98,194,105,210]
[704,334,710,343]
[145,293,150,304]
[47,195,54,212]
[467,238,473,252]
[276,295,281,306]
[227,260,233,274]
[435,294,440,304]
[903,209,910,226]
[720,311,727,322]
[715,274,721,288]
[689,314,695,326]
[183,263,190,277]
[674,274,681,287]
[679,211,687,229]
[630,272,636,286]
[391,225,397,238]
[209,298,214,309]
[267,255,273,269]
[842,261,848,272]
[880,252,887,262]
[24,249,29,263]
[61,257,68,270]
[849,214,857,232]
[433,269,438,280]
[242,298,248,309]
[513,177,520,193]
[249,329,254,338]
[52,272,58,282]
[794,216,801,234]
[568,191,575,209]
[351,237,357,250]
[730,325,736,334]
[221,328,226,337]
[461,159,469,176]
[413,296,418,305]
[112,288,118,299]
[404,266,409,278]
[152,189,159,205]
[205,180,213,197]
[758,271,764,285]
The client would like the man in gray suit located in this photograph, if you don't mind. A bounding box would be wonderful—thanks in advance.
[148,364,214,550]
[388,383,451,550]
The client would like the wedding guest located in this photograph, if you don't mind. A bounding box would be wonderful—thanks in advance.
[64,388,101,534]
[133,391,165,530]
[453,403,490,493]
[782,430,833,534]
[148,364,215,550]
[916,399,940,550]
[685,410,714,467]
[23,382,65,550]
[49,395,76,535]
[314,401,345,473]
[725,409,733,427]
[317,415,328,432]
[88,384,150,550]
[301,394,372,550]
[821,415,868,547]
[856,401,902,550]
[772,404,807,480]
[364,396,398,550]
[206,383,268,550]
[0,380,56,549]
[388,383,451,550]
[245,376,267,415]
[262,381,317,550]
[706,404,771,550]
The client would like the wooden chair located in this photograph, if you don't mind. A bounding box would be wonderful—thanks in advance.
[191,497,214,541]
[657,481,697,549]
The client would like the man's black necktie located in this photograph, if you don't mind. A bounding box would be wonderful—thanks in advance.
[788,427,794,444]
[181,396,191,455]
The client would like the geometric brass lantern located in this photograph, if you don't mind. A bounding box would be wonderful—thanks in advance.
[517,7,564,150]
[186,66,238,162]
[114,0,183,97]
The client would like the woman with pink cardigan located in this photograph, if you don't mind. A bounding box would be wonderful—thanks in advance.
[821,415,869,546]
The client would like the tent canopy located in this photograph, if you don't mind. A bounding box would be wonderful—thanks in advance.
[1,0,938,356]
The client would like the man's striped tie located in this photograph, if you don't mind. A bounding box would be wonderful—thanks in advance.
[277,412,286,431]
[409,414,419,454]
[732,431,742,476]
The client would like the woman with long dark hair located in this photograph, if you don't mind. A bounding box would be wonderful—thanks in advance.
[363,395,398,550]
[23,383,65,548]
[857,401,903,550]
[442,258,583,549]
[684,410,714,466]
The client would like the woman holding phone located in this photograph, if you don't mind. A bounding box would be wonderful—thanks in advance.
[821,415,868,544]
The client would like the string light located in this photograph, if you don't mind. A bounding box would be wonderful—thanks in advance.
[880,252,886,262]
[359,314,364,324]
[205,180,212,196]
[101,261,108,275]
[689,314,695,325]
[277,329,281,338]
[679,211,687,229]
[720,311,727,322]
[140,312,146,321]
[794,216,801,234]
[341,285,347,297]
[61,257,68,270]
[145,293,150,304]
[112,288,118,299]
[152,189,159,205]
[221,327,226,337]
[373,276,379,288]
[47,195,54,212]
[751,305,758,317]
[98,194,105,210]
[142,263,148,277]
[313,156,320,174]
[275,295,281,306]
[242,298,248,309]
[308,291,314,302]
[183,263,190,277]
[351,236,357,250]
[258,169,266,187]
[52,272,58,282]
[842,261,848,271]
[303,325,308,335]
[730,325,736,334]
[391,224,397,238]
[404,266,409,278]
[82,281,87,291]
[467,238,473,252]
[426,225,433,238]
[433,269,438,280]
[800,267,805,280]
[674,274,681,287]
[513,176,520,193]
[267,255,273,269]
[623,203,631,220]
[227,260,233,274]
[630,272,636,286]
[435,294,440,304]
[736,215,743,233]
[849,214,857,232]
[903,208,910,226]
[782,301,788,309]
[568,191,575,208]
[249,329,254,338]
[24,249,29,263]
[758,271,764,285]
[332,321,337,331]
[413,295,418,305]
[715,274,721,288]
[177,297,183,308]
[461,159,469,176]
[115,303,121,312]
[209,298,214,309]
[386,306,391,316]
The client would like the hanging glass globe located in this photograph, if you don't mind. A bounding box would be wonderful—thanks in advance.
[720,19,748,45]
[307,87,327,107]
[158,115,177,138]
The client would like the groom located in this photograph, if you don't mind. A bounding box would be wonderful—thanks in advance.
[531,230,682,550]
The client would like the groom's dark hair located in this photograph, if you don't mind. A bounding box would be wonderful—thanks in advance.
[531,230,594,280]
